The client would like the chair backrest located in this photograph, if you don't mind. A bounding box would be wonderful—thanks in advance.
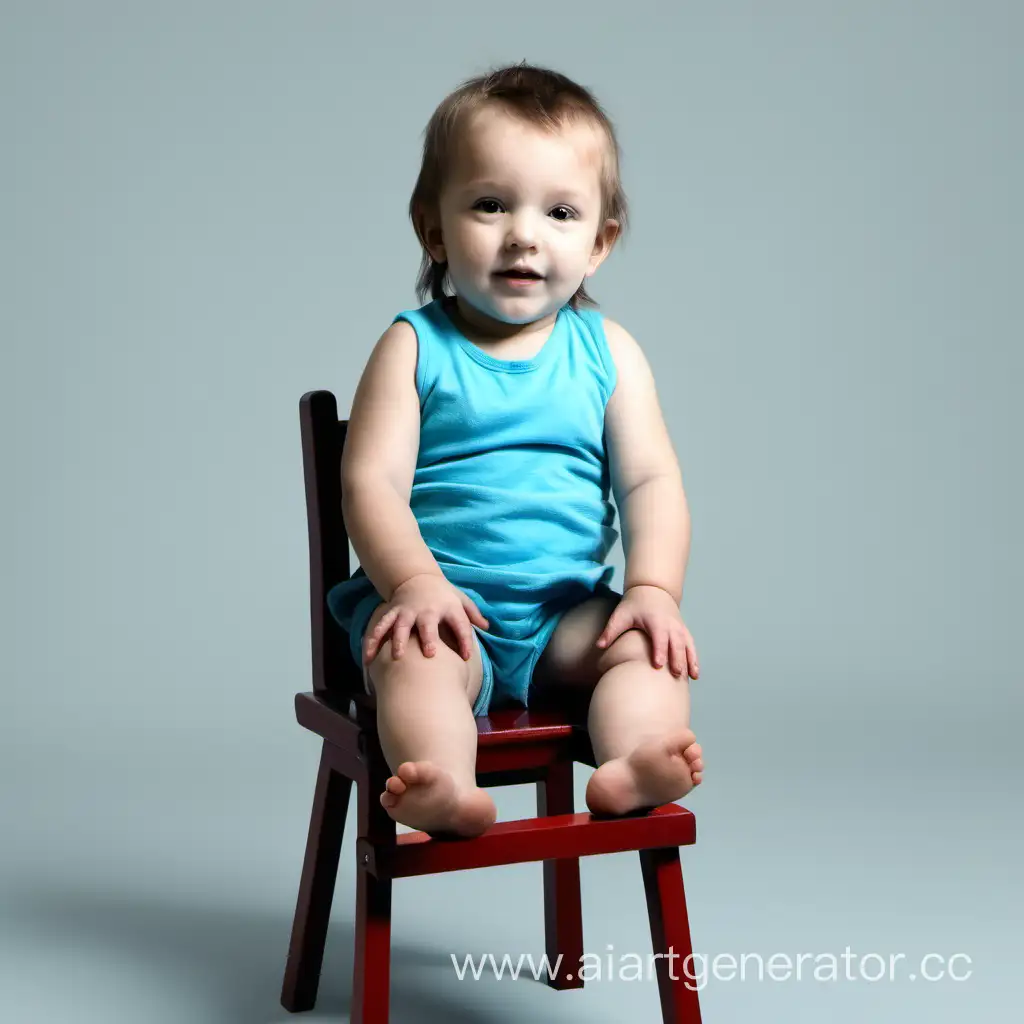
[299,389,361,700]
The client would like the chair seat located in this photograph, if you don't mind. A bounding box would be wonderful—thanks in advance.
[294,690,599,777]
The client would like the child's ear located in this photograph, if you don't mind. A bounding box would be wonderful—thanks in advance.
[586,218,620,276]
[414,203,446,263]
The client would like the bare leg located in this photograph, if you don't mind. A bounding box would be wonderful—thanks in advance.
[364,603,496,837]
[533,596,704,816]
[584,631,703,814]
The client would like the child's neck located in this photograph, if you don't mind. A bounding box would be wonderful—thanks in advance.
[448,294,558,345]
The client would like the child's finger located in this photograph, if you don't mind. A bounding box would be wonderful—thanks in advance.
[364,608,396,661]
[417,617,440,657]
[391,611,414,658]
[652,628,669,670]
[370,607,398,644]
[670,634,685,677]
[463,597,489,629]
[596,613,621,648]
[452,615,475,660]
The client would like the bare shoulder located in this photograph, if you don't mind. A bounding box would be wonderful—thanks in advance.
[601,317,681,501]
[602,316,645,374]
[342,318,421,496]
[350,317,419,418]
[365,316,419,368]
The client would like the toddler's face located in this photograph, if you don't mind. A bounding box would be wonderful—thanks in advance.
[426,105,618,326]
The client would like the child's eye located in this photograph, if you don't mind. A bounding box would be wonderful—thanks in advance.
[473,199,504,214]
[550,206,577,221]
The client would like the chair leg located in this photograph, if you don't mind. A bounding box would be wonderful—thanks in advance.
[352,858,392,1023]
[281,744,352,1012]
[351,754,395,1023]
[536,760,584,990]
[639,846,702,1024]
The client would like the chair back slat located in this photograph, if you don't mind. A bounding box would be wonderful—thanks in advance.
[299,390,361,699]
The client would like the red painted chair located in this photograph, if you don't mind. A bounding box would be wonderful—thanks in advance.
[281,390,703,1023]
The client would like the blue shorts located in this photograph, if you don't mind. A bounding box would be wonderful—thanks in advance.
[349,582,615,716]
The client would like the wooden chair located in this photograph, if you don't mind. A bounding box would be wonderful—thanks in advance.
[281,389,703,1022]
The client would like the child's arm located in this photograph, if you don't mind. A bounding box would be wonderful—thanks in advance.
[341,320,445,601]
[603,319,691,605]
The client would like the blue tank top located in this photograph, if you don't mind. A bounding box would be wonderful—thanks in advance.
[327,296,618,637]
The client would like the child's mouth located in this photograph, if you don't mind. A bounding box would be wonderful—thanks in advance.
[495,270,544,285]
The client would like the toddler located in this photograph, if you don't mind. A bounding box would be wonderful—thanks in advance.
[328,63,703,838]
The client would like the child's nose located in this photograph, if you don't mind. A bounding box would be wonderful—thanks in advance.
[504,212,539,249]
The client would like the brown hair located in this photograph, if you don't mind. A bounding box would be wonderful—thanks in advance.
[408,62,628,310]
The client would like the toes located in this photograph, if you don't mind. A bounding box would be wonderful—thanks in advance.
[413,761,440,783]
[681,742,704,776]
[385,775,407,796]
[397,760,443,786]
[663,731,695,757]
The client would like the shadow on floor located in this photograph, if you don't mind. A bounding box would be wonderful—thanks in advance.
[8,880,551,1023]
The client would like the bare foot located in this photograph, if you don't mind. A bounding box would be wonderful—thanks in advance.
[380,761,497,837]
[585,731,704,816]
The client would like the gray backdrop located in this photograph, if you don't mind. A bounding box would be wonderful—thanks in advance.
[2,1,1019,1021]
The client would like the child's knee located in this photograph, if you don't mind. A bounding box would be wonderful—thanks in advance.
[595,627,655,675]
[366,623,483,700]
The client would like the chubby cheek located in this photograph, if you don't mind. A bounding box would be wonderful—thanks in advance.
[446,221,497,277]
[549,234,594,280]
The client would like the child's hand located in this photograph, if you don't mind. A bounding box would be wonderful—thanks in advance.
[595,584,700,680]
[363,573,489,664]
